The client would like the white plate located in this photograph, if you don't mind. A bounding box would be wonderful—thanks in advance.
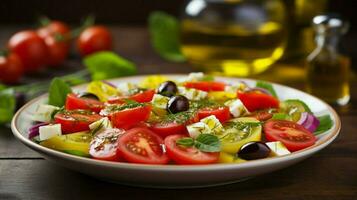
[11,75,341,188]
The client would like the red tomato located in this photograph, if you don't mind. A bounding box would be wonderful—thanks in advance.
[198,106,231,123]
[117,127,169,164]
[110,105,152,130]
[164,134,219,165]
[8,30,48,72]
[184,81,226,92]
[107,89,155,104]
[89,128,125,161]
[150,113,199,138]
[77,26,113,56]
[237,91,279,112]
[264,120,316,152]
[65,93,104,113]
[0,53,24,84]
[37,21,70,66]
[54,110,102,134]
[250,110,275,121]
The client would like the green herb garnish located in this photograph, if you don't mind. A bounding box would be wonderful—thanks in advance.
[103,101,145,114]
[224,121,261,134]
[148,11,186,62]
[83,51,137,81]
[190,99,222,110]
[256,81,278,98]
[314,115,333,135]
[48,78,72,107]
[176,134,221,152]
[163,110,196,124]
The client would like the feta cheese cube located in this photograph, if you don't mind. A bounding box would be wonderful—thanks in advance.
[151,94,170,109]
[224,83,247,93]
[117,83,136,95]
[32,104,60,122]
[89,117,112,133]
[187,72,205,81]
[224,99,249,117]
[178,87,207,100]
[266,141,291,156]
[200,115,224,134]
[39,124,62,141]
[187,122,211,138]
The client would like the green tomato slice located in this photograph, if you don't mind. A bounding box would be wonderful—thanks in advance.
[40,132,92,157]
[220,117,262,154]
[281,99,311,122]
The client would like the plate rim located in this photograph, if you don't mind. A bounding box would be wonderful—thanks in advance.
[11,74,341,171]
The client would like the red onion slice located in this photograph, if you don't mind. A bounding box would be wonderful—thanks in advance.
[247,87,272,96]
[297,112,320,132]
[101,80,116,88]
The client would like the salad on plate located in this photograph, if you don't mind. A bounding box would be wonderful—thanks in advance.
[28,73,333,165]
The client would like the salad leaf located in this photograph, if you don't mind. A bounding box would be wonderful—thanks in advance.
[256,81,278,98]
[314,115,333,135]
[0,88,16,124]
[48,78,72,107]
[0,84,6,91]
[176,134,221,152]
[148,11,186,62]
[83,51,137,81]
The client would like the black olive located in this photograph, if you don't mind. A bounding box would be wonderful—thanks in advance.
[78,92,100,100]
[158,81,178,97]
[167,95,189,114]
[237,142,271,160]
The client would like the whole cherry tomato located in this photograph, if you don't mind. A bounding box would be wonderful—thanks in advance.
[8,30,48,72]
[0,52,24,84]
[37,21,70,66]
[77,26,113,56]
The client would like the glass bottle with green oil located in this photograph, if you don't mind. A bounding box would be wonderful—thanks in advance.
[180,0,287,77]
[306,14,350,106]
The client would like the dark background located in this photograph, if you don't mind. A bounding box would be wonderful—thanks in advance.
[0,0,356,27]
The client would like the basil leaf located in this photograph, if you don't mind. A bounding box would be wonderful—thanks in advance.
[148,11,186,62]
[176,137,195,147]
[256,81,278,98]
[195,134,221,152]
[48,78,72,107]
[314,115,333,135]
[0,88,16,124]
[83,51,137,81]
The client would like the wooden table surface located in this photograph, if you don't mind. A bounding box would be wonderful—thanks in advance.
[0,26,356,200]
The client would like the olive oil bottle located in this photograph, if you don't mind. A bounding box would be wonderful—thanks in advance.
[306,15,350,105]
[180,0,287,77]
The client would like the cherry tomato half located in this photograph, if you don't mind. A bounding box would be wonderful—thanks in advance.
[8,30,48,72]
[164,134,219,164]
[54,110,102,134]
[184,81,226,92]
[110,105,152,130]
[77,26,113,56]
[89,128,125,161]
[107,89,155,104]
[0,52,24,84]
[264,119,316,152]
[150,113,199,138]
[238,91,279,112]
[197,106,231,123]
[65,93,104,113]
[117,127,169,164]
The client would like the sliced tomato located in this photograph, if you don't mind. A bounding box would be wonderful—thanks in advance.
[117,127,169,164]
[107,89,155,104]
[198,106,231,123]
[184,81,226,92]
[164,134,219,164]
[65,93,104,113]
[110,105,152,130]
[54,110,102,134]
[89,128,125,161]
[264,120,316,152]
[150,113,199,138]
[238,91,279,112]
